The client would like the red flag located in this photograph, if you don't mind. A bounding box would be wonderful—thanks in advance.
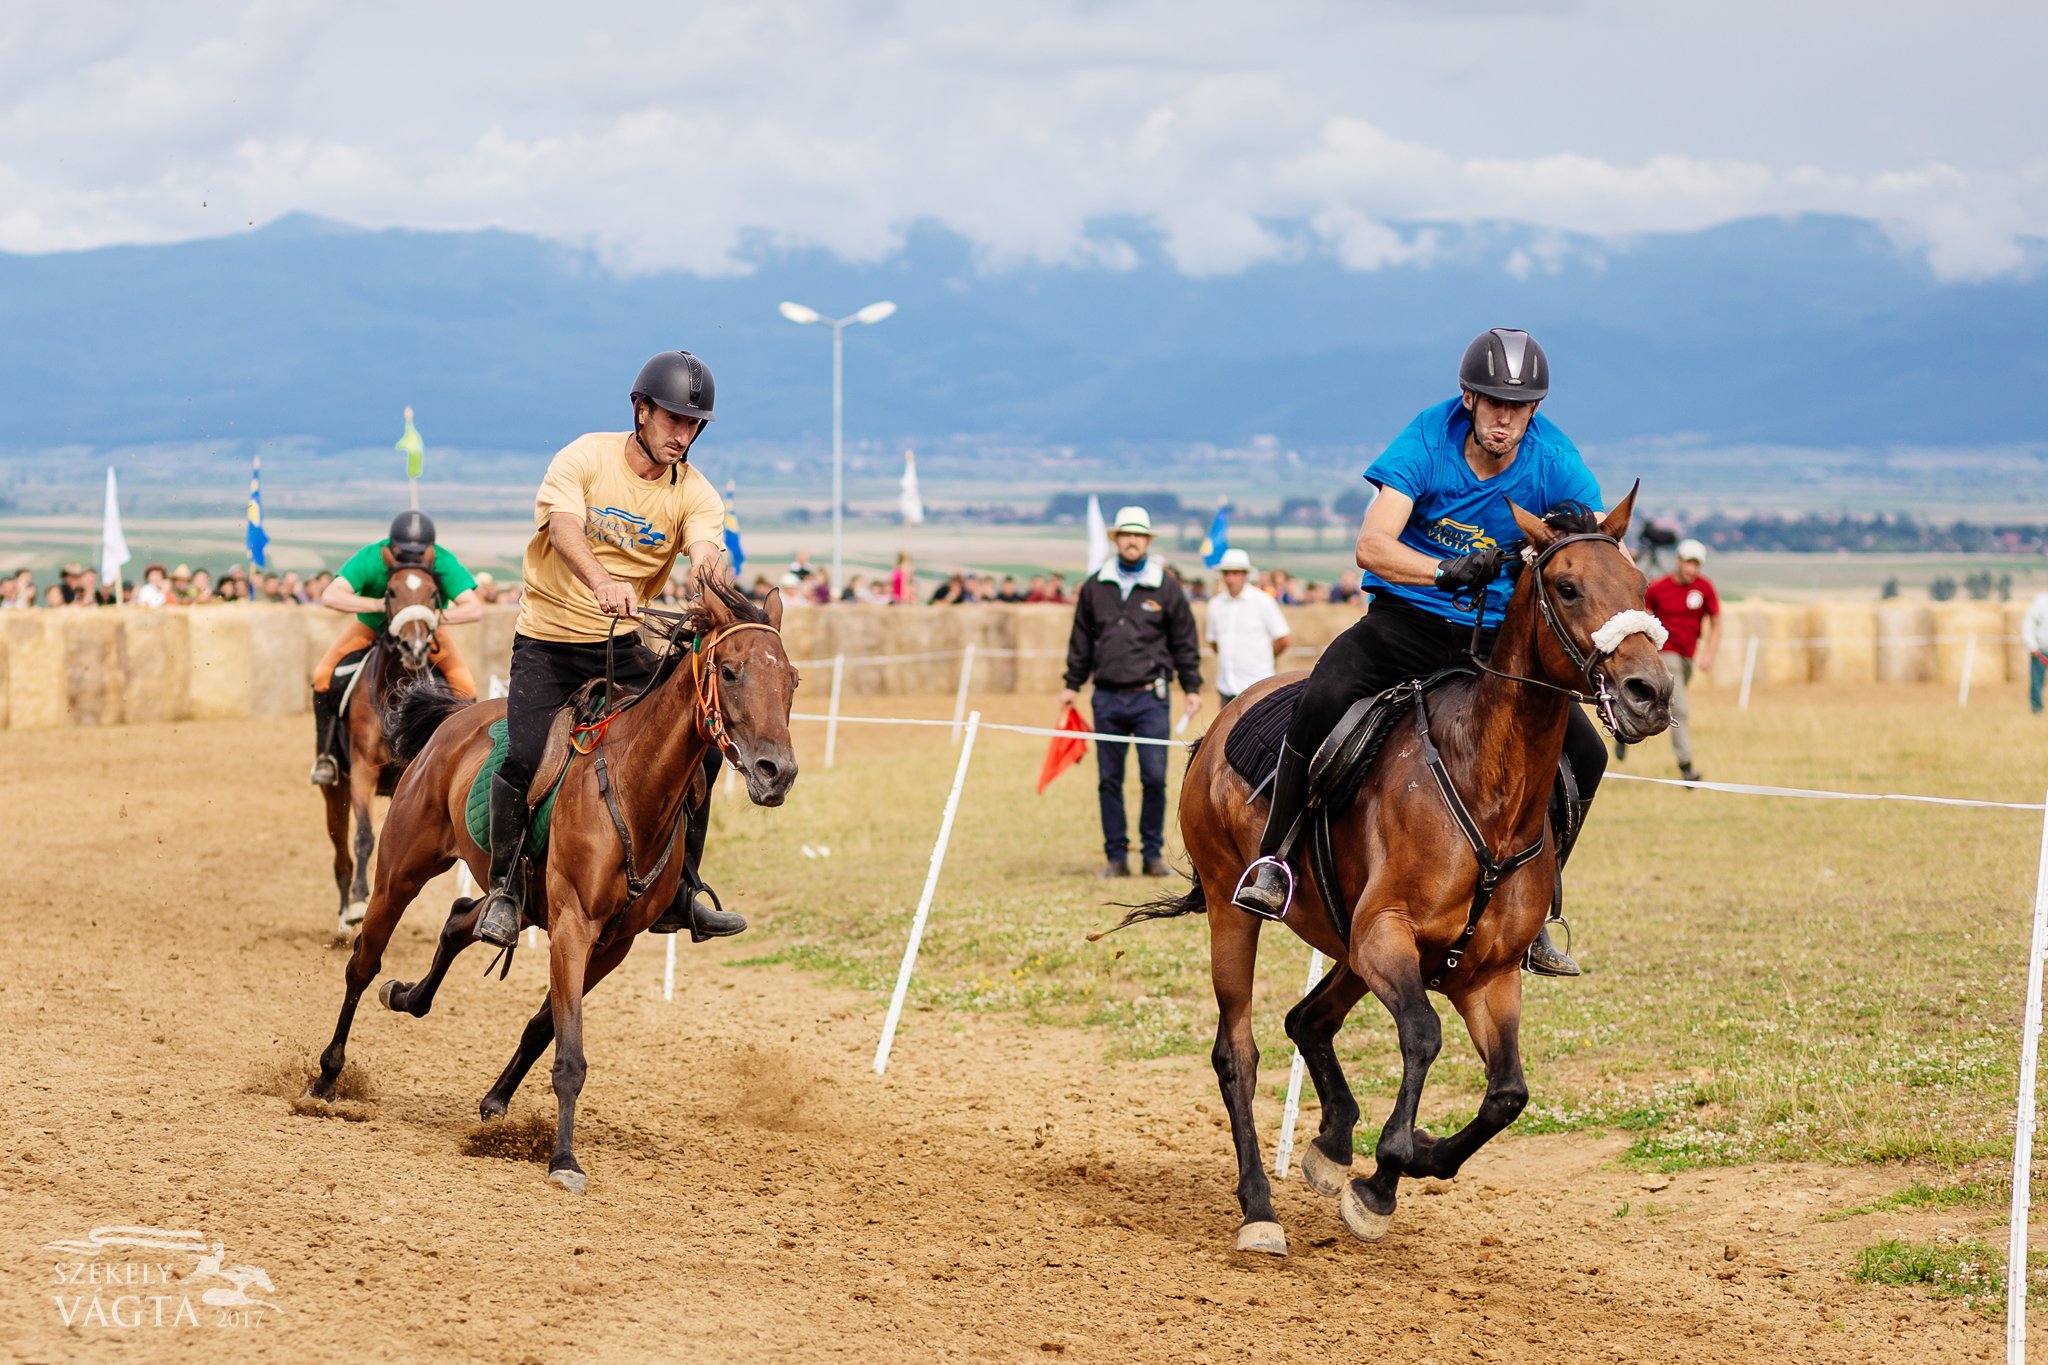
[1036,705,1090,794]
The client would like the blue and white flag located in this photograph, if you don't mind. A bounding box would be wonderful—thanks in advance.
[723,480,745,575]
[245,455,270,568]
[1200,500,1230,568]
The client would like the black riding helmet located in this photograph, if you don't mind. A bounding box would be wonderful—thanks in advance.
[631,350,716,422]
[1458,328,1549,403]
[388,510,436,565]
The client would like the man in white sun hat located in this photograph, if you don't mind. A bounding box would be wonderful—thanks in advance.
[1636,536,1720,781]
[1060,504,1203,877]
[1204,548,1291,708]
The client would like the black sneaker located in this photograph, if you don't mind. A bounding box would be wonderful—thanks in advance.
[1141,856,1173,877]
[1099,860,1130,879]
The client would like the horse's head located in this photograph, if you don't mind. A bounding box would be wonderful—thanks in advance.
[685,581,800,807]
[381,546,441,673]
[1506,485,1673,743]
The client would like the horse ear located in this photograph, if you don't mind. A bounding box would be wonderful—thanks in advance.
[1508,500,1553,548]
[1598,481,1640,542]
[763,587,784,629]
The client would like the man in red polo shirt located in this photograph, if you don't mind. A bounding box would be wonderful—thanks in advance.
[1638,538,1720,781]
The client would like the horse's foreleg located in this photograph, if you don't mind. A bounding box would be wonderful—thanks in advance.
[477,934,636,1120]
[379,888,473,1018]
[345,762,378,921]
[543,910,599,1194]
[1283,961,1368,1196]
[1208,911,1286,1255]
[310,851,437,1100]
[1412,969,1528,1181]
[322,786,353,918]
[1343,911,1439,1243]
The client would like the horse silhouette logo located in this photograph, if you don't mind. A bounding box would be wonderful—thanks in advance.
[586,507,669,551]
[44,1224,284,1324]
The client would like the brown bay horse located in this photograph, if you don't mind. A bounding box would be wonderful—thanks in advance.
[322,561,447,933]
[307,582,798,1194]
[1126,494,1671,1255]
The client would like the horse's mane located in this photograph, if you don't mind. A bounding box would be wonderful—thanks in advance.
[1539,501,1601,536]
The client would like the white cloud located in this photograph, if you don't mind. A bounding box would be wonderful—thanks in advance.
[0,0,2040,280]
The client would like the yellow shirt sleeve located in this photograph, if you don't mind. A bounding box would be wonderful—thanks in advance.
[534,437,601,529]
[679,469,725,551]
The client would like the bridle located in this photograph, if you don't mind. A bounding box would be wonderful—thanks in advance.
[691,620,789,770]
[1462,531,1665,735]
[382,592,439,673]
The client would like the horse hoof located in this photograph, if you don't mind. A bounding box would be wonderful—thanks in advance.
[343,900,369,927]
[377,980,403,1012]
[547,1166,586,1196]
[1234,1221,1288,1256]
[1301,1143,1351,1197]
[1340,1180,1391,1243]
[478,1098,507,1121]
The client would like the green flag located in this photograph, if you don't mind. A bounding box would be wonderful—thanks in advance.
[395,406,425,481]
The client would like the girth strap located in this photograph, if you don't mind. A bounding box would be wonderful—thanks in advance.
[1412,689,1547,989]
[592,753,687,909]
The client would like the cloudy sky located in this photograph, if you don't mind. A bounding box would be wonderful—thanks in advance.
[3,0,2041,279]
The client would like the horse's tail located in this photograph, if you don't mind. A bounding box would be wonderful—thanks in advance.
[385,676,474,765]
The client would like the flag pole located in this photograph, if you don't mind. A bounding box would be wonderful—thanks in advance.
[405,406,419,511]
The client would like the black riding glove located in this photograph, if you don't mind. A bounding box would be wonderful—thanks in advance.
[1433,546,1509,611]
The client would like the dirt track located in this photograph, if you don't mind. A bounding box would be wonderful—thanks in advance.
[0,716,2001,1363]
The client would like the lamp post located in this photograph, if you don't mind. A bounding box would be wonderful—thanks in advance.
[778,298,896,595]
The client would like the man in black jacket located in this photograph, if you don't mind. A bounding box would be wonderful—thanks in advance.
[1059,505,1203,877]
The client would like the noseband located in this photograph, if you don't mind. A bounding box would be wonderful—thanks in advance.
[1466,531,1666,733]
[383,596,440,671]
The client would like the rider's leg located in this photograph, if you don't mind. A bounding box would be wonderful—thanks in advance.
[651,748,748,939]
[431,631,477,699]
[309,621,377,785]
[1234,606,1444,915]
[1527,707,1609,977]
[477,636,580,946]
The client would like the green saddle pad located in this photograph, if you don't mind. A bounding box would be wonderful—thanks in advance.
[466,717,568,858]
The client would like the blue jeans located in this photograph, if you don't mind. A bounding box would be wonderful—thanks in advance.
[1092,688,1171,861]
[2032,654,2045,714]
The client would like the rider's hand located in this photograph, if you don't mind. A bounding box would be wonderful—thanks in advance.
[593,579,638,619]
[1433,546,1509,609]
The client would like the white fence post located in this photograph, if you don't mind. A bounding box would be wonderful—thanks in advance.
[1274,946,1328,1178]
[1737,636,1759,713]
[2006,786,2048,1364]
[825,653,846,769]
[874,711,981,1075]
[663,934,677,1002]
[951,644,977,745]
[1961,633,1978,710]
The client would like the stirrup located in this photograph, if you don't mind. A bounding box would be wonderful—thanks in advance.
[1524,914,1578,977]
[309,755,339,787]
[1231,857,1294,922]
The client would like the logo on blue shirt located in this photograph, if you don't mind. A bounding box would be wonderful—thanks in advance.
[585,507,669,552]
[1420,517,1499,556]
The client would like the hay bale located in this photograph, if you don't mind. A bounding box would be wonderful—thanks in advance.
[1875,604,1935,683]
[121,608,191,723]
[1806,603,1874,685]
[62,611,123,726]
[3,612,63,729]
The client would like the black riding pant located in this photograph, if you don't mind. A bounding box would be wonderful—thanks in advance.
[1281,595,1607,802]
[502,634,659,795]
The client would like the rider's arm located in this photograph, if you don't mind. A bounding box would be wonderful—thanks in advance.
[440,587,483,625]
[1352,487,1445,587]
[547,512,636,617]
[319,575,383,616]
[681,540,733,594]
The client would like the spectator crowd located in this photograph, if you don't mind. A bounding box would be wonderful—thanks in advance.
[0,562,528,610]
[737,552,1363,610]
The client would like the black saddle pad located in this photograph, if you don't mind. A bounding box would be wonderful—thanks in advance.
[1222,679,1308,789]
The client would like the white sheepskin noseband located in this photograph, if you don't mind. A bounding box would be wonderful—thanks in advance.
[387,604,440,634]
[1589,609,1668,655]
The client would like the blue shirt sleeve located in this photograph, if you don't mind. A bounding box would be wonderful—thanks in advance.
[1364,416,1434,503]
[1533,422,1603,514]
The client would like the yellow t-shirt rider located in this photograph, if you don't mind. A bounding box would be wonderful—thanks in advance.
[473,350,741,949]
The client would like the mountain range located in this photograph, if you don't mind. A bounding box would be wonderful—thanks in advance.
[0,212,2041,455]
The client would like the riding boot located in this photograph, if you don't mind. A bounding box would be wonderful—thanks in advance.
[1527,794,1594,978]
[308,687,341,786]
[649,796,748,939]
[474,774,531,948]
[1232,742,1314,918]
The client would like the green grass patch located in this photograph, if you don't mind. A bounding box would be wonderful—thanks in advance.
[1851,1236,2047,1318]
[1823,1178,2000,1222]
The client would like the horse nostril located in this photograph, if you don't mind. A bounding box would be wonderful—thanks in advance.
[754,758,781,784]
[1622,676,1660,709]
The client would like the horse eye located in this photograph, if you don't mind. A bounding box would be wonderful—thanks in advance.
[719,665,737,683]
[1556,579,1579,601]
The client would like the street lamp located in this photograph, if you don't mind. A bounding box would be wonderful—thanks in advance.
[779,298,897,593]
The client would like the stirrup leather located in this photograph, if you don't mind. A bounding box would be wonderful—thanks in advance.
[1231,857,1295,922]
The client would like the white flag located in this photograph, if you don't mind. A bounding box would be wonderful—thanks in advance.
[1085,494,1111,574]
[100,467,131,597]
[899,449,925,525]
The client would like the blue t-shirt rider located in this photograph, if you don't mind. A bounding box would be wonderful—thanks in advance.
[1231,329,1609,978]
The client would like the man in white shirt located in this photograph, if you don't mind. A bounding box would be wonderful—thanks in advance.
[2024,590,2048,715]
[1204,548,1292,706]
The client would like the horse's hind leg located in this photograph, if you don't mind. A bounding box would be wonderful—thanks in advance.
[543,909,604,1194]
[1209,908,1286,1256]
[1283,962,1368,1196]
[345,760,377,923]
[379,892,482,1018]
[309,843,447,1099]
[477,933,634,1120]
[1409,970,1528,1182]
[1342,909,1440,1244]
[322,786,353,926]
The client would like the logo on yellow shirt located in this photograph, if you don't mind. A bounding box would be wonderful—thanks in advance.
[1422,517,1497,555]
[586,507,668,552]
